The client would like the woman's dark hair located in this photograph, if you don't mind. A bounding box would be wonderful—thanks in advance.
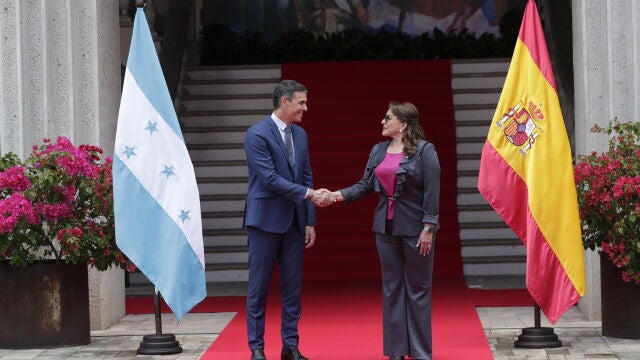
[388,101,426,157]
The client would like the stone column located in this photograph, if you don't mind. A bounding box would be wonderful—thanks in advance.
[0,0,123,329]
[91,0,125,330]
[572,0,640,320]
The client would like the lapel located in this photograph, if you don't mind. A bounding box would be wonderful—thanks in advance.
[394,140,427,197]
[370,140,426,198]
[268,119,295,174]
[370,141,389,168]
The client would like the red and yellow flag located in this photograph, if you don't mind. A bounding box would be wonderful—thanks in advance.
[477,0,585,323]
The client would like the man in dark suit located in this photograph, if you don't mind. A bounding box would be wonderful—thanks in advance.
[243,80,330,360]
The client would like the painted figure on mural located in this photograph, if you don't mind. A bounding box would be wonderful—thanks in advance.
[368,0,523,36]
[292,0,369,35]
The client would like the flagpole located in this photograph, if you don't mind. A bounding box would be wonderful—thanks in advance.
[513,303,562,348]
[136,288,183,355]
[127,0,182,354]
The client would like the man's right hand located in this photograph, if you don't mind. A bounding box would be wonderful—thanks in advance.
[309,188,334,207]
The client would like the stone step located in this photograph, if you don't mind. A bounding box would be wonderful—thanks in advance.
[186,65,281,81]
[181,95,272,112]
[204,234,247,247]
[451,75,506,90]
[201,200,245,213]
[183,79,280,96]
[456,123,491,138]
[202,217,244,230]
[458,208,504,223]
[451,59,510,74]
[180,112,266,127]
[460,226,517,241]
[455,107,496,122]
[188,147,245,161]
[453,91,501,106]
[204,245,249,264]
[195,163,248,178]
[457,158,481,171]
[463,259,526,276]
[460,238,524,258]
[127,265,250,285]
[184,129,246,144]
[456,141,484,155]
[452,60,523,279]
[197,179,248,195]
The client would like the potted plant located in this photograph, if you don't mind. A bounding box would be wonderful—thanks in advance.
[574,119,640,338]
[0,136,134,348]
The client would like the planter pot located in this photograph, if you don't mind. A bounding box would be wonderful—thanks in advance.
[601,255,640,339]
[0,261,90,348]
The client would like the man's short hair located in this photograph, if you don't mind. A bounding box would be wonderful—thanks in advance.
[273,80,307,109]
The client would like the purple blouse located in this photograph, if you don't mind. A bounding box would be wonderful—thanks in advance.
[374,152,404,219]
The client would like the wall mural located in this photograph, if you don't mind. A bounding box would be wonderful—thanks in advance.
[204,0,526,42]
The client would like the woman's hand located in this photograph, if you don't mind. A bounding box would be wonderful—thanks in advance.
[416,228,434,256]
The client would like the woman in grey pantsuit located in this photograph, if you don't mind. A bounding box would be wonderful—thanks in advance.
[329,101,440,360]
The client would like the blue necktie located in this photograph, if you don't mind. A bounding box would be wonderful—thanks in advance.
[285,125,295,167]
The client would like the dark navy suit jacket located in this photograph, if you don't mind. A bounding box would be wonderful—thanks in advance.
[243,116,316,234]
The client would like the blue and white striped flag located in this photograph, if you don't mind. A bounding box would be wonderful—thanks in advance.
[114,8,206,320]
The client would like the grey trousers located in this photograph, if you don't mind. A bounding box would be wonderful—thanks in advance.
[375,231,435,360]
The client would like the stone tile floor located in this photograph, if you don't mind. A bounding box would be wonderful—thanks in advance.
[1,306,639,359]
[479,306,640,359]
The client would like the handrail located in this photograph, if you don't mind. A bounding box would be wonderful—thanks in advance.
[157,0,193,102]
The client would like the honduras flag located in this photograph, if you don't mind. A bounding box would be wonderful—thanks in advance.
[114,8,206,320]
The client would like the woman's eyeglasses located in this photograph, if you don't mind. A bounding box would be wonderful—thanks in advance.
[384,114,397,122]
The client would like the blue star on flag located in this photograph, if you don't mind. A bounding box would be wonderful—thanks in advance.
[161,165,175,179]
[179,210,191,223]
[145,121,159,135]
[122,146,137,159]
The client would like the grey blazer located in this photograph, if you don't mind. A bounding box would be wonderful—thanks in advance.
[339,140,440,236]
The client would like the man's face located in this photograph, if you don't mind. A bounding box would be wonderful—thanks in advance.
[280,91,308,124]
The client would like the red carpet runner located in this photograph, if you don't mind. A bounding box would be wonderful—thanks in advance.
[128,61,495,359]
[287,60,463,280]
[201,60,490,359]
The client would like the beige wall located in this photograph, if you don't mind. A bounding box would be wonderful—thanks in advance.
[572,0,640,321]
[0,0,123,330]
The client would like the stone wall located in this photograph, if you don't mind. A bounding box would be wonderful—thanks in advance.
[572,0,640,321]
[0,0,123,330]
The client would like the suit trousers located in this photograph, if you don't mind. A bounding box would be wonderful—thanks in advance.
[375,230,435,360]
[246,221,305,350]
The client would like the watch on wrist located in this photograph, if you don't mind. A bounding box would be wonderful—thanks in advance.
[424,226,435,233]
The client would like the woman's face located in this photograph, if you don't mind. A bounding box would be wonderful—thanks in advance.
[381,109,406,138]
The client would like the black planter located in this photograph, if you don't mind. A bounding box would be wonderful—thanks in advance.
[601,255,640,339]
[0,261,90,348]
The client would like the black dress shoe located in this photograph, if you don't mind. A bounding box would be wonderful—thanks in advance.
[251,348,267,360]
[281,346,309,360]
[389,356,405,360]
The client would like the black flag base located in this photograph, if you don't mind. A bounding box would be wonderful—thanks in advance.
[514,303,562,348]
[136,289,182,355]
[514,326,562,348]
[137,334,183,355]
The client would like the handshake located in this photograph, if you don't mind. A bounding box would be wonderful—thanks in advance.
[308,188,343,207]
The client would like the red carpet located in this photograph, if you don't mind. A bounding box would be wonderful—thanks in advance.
[125,61,495,359]
[191,277,492,360]
[195,61,490,359]
[126,281,494,359]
